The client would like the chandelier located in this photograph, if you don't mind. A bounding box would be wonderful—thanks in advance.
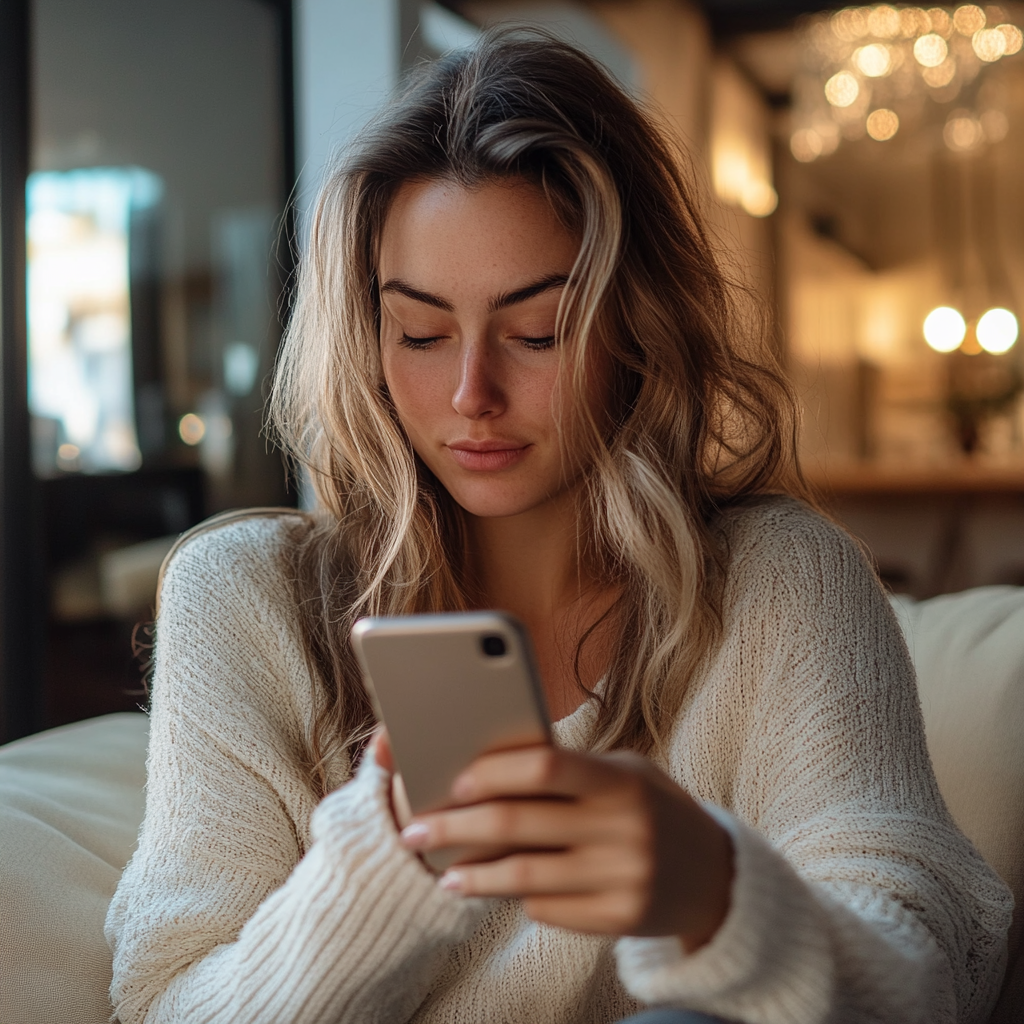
[790,4,1023,160]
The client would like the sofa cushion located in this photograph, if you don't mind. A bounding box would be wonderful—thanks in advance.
[890,587,1024,1023]
[0,712,149,1024]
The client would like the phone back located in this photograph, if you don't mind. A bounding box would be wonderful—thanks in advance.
[351,612,551,820]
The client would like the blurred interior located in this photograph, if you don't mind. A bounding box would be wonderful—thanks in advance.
[2,0,1023,740]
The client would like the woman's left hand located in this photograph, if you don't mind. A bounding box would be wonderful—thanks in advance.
[398,745,733,951]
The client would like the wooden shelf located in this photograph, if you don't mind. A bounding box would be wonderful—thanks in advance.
[804,463,1024,497]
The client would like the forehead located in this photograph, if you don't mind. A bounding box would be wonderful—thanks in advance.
[377,177,578,290]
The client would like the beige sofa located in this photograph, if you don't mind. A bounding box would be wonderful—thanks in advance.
[1,587,1022,1023]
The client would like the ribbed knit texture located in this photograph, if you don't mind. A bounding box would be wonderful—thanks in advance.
[105,499,1012,1024]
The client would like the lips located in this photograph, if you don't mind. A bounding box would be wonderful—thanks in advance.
[446,439,531,471]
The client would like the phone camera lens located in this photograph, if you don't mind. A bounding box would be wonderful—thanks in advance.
[481,634,507,657]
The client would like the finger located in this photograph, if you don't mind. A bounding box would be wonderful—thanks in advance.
[370,727,394,773]
[451,746,625,804]
[403,798,628,852]
[439,844,646,899]
[521,889,648,936]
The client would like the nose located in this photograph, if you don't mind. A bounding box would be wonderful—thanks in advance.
[451,338,505,419]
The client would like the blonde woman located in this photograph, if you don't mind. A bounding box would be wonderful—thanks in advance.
[106,30,1011,1024]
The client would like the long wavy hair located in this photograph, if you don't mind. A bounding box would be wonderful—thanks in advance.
[269,28,805,792]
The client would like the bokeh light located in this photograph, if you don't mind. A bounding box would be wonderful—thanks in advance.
[980,109,1009,142]
[178,413,206,446]
[914,32,949,66]
[927,8,954,37]
[866,108,900,139]
[953,5,986,35]
[923,306,967,352]
[922,58,957,86]
[944,111,984,150]
[855,43,894,76]
[998,23,1023,53]
[868,5,901,37]
[973,27,1007,61]
[790,128,824,162]
[976,308,1019,354]
[740,180,778,217]
[825,70,861,106]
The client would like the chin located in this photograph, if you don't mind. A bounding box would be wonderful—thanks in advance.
[442,482,547,520]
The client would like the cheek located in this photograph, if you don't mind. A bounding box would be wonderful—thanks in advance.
[381,348,446,437]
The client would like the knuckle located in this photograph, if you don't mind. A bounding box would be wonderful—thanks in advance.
[611,887,647,932]
[486,802,517,838]
[507,855,535,890]
[429,817,450,846]
[532,747,561,787]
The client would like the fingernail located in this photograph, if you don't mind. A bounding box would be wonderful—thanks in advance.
[439,870,463,892]
[400,822,430,848]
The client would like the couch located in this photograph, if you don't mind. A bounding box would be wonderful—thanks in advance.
[1,587,1022,1023]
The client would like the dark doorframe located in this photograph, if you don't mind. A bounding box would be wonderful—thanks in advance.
[0,0,298,742]
[0,0,42,743]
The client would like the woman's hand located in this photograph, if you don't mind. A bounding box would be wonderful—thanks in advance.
[369,729,414,829]
[398,745,734,951]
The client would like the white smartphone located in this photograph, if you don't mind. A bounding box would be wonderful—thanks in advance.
[350,611,551,871]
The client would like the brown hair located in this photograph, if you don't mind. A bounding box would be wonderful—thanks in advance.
[269,27,805,792]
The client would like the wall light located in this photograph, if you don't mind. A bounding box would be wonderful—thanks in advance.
[923,306,966,352]
[976,307,1019,354]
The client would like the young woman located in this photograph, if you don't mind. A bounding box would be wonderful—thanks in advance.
[106,30,1011,1024]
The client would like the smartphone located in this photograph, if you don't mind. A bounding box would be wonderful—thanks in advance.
[350,611,551,871]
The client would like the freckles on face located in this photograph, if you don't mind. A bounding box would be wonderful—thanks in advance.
[376,177,608,519]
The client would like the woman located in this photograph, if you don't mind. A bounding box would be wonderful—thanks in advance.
[106,30,1011,1024]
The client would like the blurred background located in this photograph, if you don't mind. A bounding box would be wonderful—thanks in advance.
[1,0,1022,742]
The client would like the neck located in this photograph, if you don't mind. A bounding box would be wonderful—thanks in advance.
[466,490,587,618]
[465,490,618,719]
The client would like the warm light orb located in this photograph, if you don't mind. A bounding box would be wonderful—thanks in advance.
[953,4,987,35]
[866,108,900,140]
[998,23,1024,54]
[922,58,958,86]
[976,307,1019,353]
[790,128,823,162]
[825,70,860,107]
[868,5,902,38]
[927,8,954,36]
[944,112,984,150]
[915,32,949,66]
[923,306,967,352]
[981,109,1009,142]
[855,43,893,77]
[973,27,1007,61]
[178,413,206,446]
[831,8,869,41]
[740,180,779,217]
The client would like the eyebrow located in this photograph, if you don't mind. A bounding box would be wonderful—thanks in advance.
[380,273,568,314]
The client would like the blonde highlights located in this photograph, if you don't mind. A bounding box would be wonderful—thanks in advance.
[270,29,804,790]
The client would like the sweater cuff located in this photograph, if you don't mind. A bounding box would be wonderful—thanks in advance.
[311,748,490,944]
[615,806,834,1023]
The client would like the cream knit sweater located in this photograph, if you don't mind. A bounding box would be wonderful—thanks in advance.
[105,498,1011,1024]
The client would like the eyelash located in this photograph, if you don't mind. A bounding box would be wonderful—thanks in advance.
[398,334,444,349]
[398,333,556,351]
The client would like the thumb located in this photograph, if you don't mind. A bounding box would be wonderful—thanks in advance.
[369,725,395,773]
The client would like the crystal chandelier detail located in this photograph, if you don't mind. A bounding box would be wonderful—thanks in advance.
[790,4,1023,161]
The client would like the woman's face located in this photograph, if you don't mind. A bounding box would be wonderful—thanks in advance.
[378,177,607,520]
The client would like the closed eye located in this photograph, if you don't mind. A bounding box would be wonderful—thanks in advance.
[399,333,447,349]
[518,336,556,351]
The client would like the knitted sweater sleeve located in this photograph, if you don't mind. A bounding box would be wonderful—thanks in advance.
[615,501,1012,1024]
[104,519,487,1024]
